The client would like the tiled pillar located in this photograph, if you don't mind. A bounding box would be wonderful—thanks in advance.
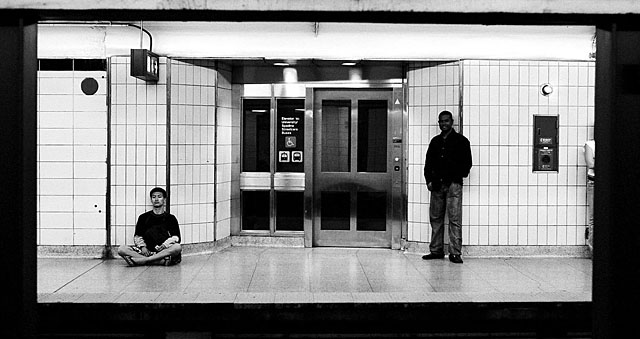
[169,59,217,244]
[216,62,234,240]
[407,61,461,243]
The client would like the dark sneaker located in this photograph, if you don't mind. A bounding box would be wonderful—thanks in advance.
[422,253,445,260]
[449,254,463,264]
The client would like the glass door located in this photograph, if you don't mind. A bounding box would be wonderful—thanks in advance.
[240,97,305,234]
[312,89,394,247]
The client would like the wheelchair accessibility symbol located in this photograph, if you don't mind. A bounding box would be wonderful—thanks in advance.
[285,136,296,148]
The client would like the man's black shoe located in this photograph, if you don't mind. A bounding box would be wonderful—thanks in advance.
[449,254,463,264]
[422,253,445,260]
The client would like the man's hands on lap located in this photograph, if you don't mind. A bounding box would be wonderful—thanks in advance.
[140,246,151,256]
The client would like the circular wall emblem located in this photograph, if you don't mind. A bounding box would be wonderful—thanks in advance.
[81,77,99,95]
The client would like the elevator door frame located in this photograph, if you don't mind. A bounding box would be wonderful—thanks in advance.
[304,85,404,249]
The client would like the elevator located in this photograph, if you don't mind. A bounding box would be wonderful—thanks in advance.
[235,60,405,248]
[311,88,403,247]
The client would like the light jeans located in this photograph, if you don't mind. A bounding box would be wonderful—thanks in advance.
[429,182,463,256]
[586,180,594,254]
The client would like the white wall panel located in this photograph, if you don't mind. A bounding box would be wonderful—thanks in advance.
[38,71,107,245]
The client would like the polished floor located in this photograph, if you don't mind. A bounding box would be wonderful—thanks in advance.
[37,246,592,304]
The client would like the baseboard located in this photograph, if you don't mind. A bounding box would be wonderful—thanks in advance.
[38,245,106,259]
[401,240,591,258]
[37,238,591,258]
[38,237,234,259]
[230,235,305,247]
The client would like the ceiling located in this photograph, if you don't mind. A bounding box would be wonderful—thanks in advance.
[38,21,596,61]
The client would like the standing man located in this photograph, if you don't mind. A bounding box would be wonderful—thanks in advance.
[422,110,472,264]
[118,187,182,266]
[583,139,595,256]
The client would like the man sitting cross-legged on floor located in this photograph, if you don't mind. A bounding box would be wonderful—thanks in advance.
[118,187,182,266]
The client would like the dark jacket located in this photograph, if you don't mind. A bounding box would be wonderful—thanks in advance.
[424,129,472,186]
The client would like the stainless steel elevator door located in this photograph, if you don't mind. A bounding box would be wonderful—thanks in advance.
[313,89,393,247]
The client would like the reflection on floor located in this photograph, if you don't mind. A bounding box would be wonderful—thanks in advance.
[38,246,591,304]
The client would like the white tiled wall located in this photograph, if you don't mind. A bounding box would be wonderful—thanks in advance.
[407,61,461,243]
[215,63,233,240]
[110,56,168,246]
[407,60,594,247]
[37,70,108,245]
[169,59,217,244]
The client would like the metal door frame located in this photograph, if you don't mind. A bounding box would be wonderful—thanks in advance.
[304,84,404,248]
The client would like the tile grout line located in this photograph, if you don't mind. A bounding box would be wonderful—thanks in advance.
[245,247,268,293]
[51,260,111,293]
[402,252,438,292]
[355,249,375,293]
[502,258,554,291]
[181,251,215,293]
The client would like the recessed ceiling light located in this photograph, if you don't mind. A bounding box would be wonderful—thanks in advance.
[342,62,357,66]
[274,62,290,67]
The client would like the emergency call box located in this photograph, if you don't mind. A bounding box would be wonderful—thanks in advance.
[533,115,558,172]
[533,115,558,147]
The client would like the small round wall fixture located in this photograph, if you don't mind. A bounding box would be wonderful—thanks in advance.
[81,77,99,95]
[540,83,554,96]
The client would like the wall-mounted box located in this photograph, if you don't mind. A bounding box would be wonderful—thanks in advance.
[130,49,159,82]
[533,115,558,172]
